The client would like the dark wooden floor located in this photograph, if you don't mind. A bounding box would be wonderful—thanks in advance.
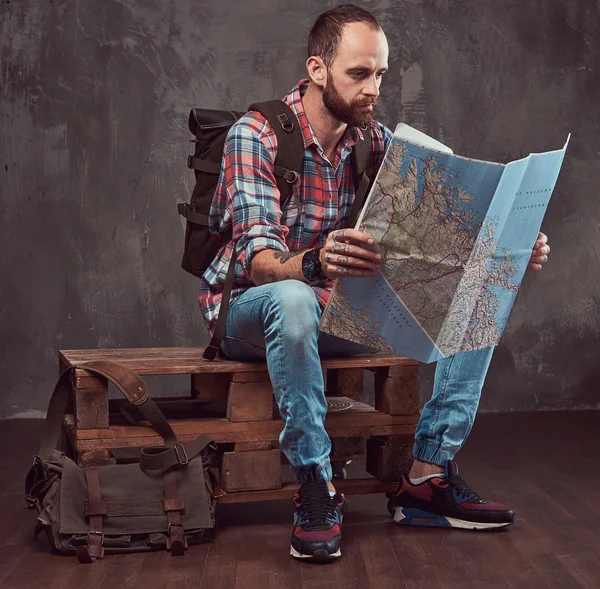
[1,411,599,589]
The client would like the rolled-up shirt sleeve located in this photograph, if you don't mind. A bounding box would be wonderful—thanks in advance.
[215,120,290,283]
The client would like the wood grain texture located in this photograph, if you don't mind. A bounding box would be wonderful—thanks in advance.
[327,368,364,401]
[234,441,272,451]
[226,380,273,422]
[59,348,418,375]
[220,448,282,492]
[374,364,420,416]
[4,411,600,587]
[69,421,418,449]
[73,388,109,430]
[66,403,418,448]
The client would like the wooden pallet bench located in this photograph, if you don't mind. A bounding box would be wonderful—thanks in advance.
[59,347,420,503]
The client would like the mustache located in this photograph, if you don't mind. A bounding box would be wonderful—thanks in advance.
[355,99,378,107]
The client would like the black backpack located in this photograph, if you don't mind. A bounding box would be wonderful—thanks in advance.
[178,100,374,360]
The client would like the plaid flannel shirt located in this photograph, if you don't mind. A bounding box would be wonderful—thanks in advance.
[198,79,393,334]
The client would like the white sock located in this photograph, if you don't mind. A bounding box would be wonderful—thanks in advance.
[410,473,444,485]
[329,490,336,497]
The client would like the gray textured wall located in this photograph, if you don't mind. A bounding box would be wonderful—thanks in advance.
[1,0,598,417]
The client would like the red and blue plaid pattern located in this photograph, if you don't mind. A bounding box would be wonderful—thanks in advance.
[198,79,392,334]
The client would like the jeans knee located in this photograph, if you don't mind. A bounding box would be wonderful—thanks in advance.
[264,280,320,342]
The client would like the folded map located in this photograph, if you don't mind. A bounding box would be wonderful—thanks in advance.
[319,125,570,363]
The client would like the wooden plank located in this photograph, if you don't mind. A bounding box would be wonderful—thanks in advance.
[226,381,273,422]
[192,372,230,399]
[73,388,109,430]
[73,424,416,448]
[74,400,412,438]
[220,449,281,492]
[66,413,417,449]
[231,371,271,383]
[217,478,397,504]
[59,348,418,375]
[327,367,364,401]
[374,364,420,415]
[331,436,365,456]
[234,441,273,451]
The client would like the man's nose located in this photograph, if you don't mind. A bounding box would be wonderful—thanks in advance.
[363,75,380,97]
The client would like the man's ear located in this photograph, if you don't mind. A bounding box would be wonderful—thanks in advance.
[306,56,327,88]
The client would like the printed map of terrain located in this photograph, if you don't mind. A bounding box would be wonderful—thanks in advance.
[320,132,569,363]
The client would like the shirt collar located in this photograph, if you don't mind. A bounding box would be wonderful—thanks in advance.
[283,79,365,152]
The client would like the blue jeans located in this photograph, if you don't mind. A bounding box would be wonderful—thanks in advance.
[221,279,494,483]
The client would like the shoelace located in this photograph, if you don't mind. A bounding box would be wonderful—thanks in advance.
[448,473,484,502]
[298,481,339,530]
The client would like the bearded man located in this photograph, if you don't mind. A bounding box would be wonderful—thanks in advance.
[198,3,551,561]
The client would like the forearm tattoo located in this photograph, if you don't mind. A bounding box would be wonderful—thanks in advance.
[273,250,305,265]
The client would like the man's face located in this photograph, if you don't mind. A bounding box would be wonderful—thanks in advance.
[322,22,389,127]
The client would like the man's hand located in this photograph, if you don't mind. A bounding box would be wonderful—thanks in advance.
[528,232,551,272]
[320,228,382,279]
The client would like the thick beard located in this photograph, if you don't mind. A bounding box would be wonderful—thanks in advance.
[322,74,377,128]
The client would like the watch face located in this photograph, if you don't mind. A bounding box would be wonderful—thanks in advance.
[302,249,318,282]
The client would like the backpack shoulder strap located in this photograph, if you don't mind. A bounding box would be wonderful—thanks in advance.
[203,101,304,362]
[247,100,304,207]
[347,126,375,228]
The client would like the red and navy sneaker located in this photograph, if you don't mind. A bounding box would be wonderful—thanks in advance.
[387,460,516,530]
[290,477,345,560]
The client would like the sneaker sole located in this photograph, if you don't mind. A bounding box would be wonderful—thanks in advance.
[290,546,341,560]
[392,507,514,530]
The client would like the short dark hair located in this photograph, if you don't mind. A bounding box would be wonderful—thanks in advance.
[308,4,381,68]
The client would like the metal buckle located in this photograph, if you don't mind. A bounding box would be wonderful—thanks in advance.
[168,522,184,533]
[285,170,299,184]
[277,113,294,132]
[25,497,39,510]
[174,444,189,466]
[88,530,104,545]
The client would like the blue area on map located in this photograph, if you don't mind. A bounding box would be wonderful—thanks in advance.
[484,148,568,334]
[321,137,569,363]
[396,140,505,236]
[325,273,445,363]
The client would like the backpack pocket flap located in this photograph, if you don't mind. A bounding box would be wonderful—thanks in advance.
[189,108,245,135]
[60,458,214,536]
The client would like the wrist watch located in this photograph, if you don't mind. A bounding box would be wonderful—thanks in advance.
[302,247,324,283]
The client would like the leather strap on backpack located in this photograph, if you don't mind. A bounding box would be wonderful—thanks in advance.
[202,243,237,360]
[347,126,374,228]
[248,100,305,210]
[37,361,213,464]
[38,361,179,459]
[202,101,304,361]
[201,104,373,360]
[76,467,106,563]
[163,469,187,555]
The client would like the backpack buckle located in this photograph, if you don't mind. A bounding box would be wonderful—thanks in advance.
[284,170,299,184]
[174,444,189,466]
[277,113,294,132]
